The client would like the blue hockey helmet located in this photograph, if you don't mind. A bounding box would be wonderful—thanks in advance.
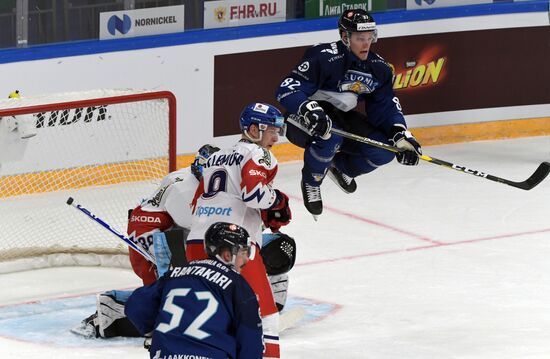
[239,102,286,141]
[204,222,252,259]
[338,9,377,42]
[191,144,220,181]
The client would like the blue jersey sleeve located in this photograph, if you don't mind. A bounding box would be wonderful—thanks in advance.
[233,279,263,359]
[364,55,407,134]
[125,276,166,335]
[276,45,327,114]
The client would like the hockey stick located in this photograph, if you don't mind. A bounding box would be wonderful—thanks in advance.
[287,116,550,190]
[66,197,156,264]
[279,306,307,332]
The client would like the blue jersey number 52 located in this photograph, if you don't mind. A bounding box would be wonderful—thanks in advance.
[156,288,219,340]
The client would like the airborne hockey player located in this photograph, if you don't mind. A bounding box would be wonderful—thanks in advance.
[276,9,422,216]
[186,102,292,359]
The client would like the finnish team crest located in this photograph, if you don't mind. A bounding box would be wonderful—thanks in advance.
[339,70,378,94]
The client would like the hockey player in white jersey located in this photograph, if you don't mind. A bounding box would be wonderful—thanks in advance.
[128,144,220,285]
[186,102,292,359]
[72,144,220,339]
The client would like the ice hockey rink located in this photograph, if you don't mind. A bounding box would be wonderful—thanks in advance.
[2,135,550,358]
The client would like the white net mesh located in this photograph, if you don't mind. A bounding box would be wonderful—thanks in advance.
[0,89,175,273]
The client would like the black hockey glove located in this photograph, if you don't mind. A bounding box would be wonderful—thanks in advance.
[389,125,422,166]
[262,190,292,231]
[298,101,332,140]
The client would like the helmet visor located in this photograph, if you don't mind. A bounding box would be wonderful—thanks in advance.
[258,116,287,136]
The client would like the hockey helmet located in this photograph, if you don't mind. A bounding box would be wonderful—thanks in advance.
[261,232,296,276]
[191,144,220,181]
[204,222,252,259]
[239,102,286,139]
[338,9,377,42]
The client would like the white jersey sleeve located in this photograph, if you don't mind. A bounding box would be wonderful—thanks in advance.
[164,173,199,228]
[140,168,189,212]
[239,145,279,209]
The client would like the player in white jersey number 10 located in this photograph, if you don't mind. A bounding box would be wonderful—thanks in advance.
[186,102,292,359]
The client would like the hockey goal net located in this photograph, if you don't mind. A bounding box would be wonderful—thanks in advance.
[0,89,176,273]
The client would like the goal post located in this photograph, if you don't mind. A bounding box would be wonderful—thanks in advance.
[0,89,177,273]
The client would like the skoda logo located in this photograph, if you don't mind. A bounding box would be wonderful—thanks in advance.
[107,14,131,35]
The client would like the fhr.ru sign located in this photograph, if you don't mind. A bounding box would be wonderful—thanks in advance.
[99,5,184,39]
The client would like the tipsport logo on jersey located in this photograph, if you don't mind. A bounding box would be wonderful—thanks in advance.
[196,205,233,217]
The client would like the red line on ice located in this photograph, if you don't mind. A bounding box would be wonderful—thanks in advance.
[296,227,550,267]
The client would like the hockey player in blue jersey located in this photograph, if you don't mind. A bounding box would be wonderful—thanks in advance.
[125,222,263,359]
[276,9,422,216]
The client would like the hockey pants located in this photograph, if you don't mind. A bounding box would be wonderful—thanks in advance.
[286,107,395,185]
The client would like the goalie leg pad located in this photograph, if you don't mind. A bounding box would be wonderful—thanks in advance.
[97,291,141,338]
[269,273,289,312]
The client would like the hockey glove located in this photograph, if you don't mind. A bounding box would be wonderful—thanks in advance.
[389,125,422,166]
[262,190,292,231]
[298,101,332,140]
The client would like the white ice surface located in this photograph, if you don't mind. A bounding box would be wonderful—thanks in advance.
[2,136,550,358]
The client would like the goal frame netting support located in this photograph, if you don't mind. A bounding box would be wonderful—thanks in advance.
[0,90,177,274]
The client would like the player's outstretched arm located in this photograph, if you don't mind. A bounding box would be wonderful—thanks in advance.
[125,279,166,335]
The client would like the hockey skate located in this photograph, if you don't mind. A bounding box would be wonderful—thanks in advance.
[70,312,99,338]
[301,181,323,217]
[327,165,357,194]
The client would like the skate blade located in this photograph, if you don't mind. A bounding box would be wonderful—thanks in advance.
[312,214,319,221]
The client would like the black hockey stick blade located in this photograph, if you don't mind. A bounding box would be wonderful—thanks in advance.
[509,161,550,190]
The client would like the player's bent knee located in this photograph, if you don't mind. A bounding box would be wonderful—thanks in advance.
[370,148,395,166]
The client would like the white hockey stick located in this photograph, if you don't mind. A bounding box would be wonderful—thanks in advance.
[66,197,156,264]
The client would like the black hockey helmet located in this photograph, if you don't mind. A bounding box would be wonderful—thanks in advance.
[261,232,296,276]
[338,9,377,42]
[204,222,252,258]
[191,144,220,181]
